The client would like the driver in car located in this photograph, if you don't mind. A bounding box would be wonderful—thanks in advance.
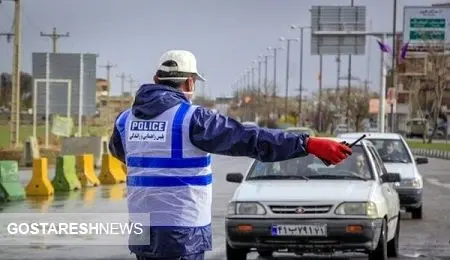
[380,141,404,161]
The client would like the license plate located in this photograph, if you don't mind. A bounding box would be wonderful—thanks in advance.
[271,224,327,236]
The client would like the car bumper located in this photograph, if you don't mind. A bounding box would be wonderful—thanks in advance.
[396,188,422,208]
[226,218,383,253]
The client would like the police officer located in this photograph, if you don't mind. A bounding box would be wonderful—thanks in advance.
[109,49,352,260]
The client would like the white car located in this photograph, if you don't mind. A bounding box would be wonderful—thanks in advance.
[241,121,258,127]
[338,132,428,219]
[225,138,401,260]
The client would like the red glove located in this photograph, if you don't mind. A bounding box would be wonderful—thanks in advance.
[306,137,352,165]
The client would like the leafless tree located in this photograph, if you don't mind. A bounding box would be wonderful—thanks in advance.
[423,45,450,143]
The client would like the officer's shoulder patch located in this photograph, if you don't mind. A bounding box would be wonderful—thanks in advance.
[128,120,168,142]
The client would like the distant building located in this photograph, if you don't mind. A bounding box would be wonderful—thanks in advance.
[95,78,109,107]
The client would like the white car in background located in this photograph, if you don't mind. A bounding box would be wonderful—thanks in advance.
[225,138,401,260]
[338,132,428,219]
[241,121,258,127]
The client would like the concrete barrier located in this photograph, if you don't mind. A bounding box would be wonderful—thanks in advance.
[26,158,54,196]
[98,154,126,185]
[411,148,450,160]
[76,154,100,187]
[0,160,26,202]
[61,136,109,168]
[52,156,82,192]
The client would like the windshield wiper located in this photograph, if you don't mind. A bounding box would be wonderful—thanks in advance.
[248,175,309,181]
[307,174,368,181]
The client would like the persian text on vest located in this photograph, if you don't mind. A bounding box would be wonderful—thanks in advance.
[128,120,168,142]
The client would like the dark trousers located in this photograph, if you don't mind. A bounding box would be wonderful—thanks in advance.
[135,252,205,260]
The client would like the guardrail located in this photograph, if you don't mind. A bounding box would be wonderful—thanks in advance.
[411,148,450,160]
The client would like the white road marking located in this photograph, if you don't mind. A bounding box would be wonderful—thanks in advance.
[426,178,450,189]
[205,246,226,259]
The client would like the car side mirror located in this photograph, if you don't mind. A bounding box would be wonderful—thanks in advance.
[226,173,244,183]
[382,173,401,183]
[415,157,428,165]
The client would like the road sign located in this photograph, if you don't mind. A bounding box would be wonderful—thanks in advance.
[310,6,366,55]
[403,6,450,52]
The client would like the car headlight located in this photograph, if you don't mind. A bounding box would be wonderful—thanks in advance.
[335,202,378,217]
[395,178,422,189]
[227,202,266,215]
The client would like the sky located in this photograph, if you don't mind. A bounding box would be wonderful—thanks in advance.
[0,0,446,99]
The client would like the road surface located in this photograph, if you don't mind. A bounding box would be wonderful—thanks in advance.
[0,156,449,259]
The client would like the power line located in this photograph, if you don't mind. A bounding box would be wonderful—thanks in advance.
[40,27,70,53]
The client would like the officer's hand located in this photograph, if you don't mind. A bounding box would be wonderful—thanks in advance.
[306,137,352,165]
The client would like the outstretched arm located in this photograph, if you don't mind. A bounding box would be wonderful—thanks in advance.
[189,107,309,162]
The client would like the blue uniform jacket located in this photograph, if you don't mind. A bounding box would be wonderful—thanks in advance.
[109,84,309,257]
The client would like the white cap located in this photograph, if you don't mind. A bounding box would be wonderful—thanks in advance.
[156,50,206,81]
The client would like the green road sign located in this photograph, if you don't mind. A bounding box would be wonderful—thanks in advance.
[410,18,446,28]
[410,30,445,40]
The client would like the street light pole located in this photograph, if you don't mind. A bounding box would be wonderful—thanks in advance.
[284,40,291,117]
[268,47,283,116]
[390,0,398,132]
[263,55,269,119]
[280,37,298,117]
[290,25,309,124]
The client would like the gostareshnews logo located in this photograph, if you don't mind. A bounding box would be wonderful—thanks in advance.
[0,213,151,246]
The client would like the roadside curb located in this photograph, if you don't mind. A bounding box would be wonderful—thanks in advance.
[412,148,450,160]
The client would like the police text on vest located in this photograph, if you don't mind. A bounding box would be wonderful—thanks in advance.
[128,120,168,142]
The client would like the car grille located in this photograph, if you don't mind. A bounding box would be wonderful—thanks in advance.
[269,205,332,214]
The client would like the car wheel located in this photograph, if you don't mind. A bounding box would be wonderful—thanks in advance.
[257,249,273,257]
[226,242,247,260]
[368,219,388,260]
[387,216,400,257]
[411,205,423,219]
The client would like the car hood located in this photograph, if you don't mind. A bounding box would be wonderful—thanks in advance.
[383,163,417,179]
[233,180,376,202]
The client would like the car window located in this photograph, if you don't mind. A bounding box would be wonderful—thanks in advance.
[246,146,374,181]
[365,138,412,163]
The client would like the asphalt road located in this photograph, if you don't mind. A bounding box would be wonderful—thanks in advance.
[0,155,449,259]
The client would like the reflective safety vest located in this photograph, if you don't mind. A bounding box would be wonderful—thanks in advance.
[116,102,212,227]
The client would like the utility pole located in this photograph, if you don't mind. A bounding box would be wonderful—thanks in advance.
[5,0,22,148]
[40,27,69,53]
[99,61,116,126]
[128,76,135,97]
[117,72,126,107]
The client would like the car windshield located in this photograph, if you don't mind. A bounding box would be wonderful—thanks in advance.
[366,138,412,163]
[287,129,313,135]
[246,146,373,181]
